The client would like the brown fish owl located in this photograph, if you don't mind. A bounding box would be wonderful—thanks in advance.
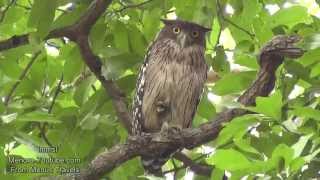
[132,19,210,175]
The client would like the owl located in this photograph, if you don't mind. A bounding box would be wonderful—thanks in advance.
[132,19,210,175]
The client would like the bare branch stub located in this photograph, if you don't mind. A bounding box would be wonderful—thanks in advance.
[238,35,304,105]
[76,35,304,180]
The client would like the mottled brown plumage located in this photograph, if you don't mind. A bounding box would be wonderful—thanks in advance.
[132,19,210,175]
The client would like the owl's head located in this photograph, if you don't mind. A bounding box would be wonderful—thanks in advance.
[158,19,211,48]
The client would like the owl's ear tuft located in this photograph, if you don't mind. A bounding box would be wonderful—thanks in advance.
[160,19,175,26]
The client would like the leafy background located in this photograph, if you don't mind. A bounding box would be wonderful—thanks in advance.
[1,0,320,179]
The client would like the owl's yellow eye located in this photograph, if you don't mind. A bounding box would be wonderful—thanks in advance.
[172,27,180,34]
[192,31,199,37]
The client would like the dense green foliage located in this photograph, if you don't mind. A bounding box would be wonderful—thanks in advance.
[1,0,320,179]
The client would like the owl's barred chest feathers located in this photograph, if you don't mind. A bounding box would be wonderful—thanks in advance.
[140,39,208,132]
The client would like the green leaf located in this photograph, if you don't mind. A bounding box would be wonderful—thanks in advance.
[197,96,216,119]
[269,6,312,28]
[291,107,320,121]
[234,53,258,69]
[13,131,44,153]
[211,46,230,75]
[52,4,87,29]
[234,138,260,155]
[298,48,320,67]
[73,77,93,106]
[142,8,162,41]
[79,113,101,130]
[285,60,311,82]
[90,20,107,54]
[128,25,147,56]
[212,71,256,95]
[0,147,4,170]
[110,158,143,180]
[208,17,221,49]
[207,149,251,171]
[299,33,320,50]
[69,130,94,158]
[16,111,61,124]
[102,53,141,80]
[28,0,58,38]
[10,144,38,159]
[0,57,23,80]
[210,168,224,180]
[1,113,18,123]
[304,148,320,162]
[271,144,294,169]
[290,157,305,172]
[29,55,46,91]
[248,91,283,120]
[253,17,273,45]
[62,46,84,83]
[310,63,320,77]
[112,21,130,52]
[215,114,258,146]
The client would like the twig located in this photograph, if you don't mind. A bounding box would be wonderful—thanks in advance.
[171,159,178,180]
[39,74,64,147]
[163,152,213,176]
[48,74,64,113]
[216,0,255,38]
[0,0,16,23]
[115,0,155,13]
[4,51,41,106]
[38,123,53,147]
[15,3,68,13]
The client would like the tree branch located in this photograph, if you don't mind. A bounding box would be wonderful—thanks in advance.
[4,51,41,106]
[0,0,16,23]
[0,0,132,131]
[115,0,155,13]
[172,152,212,176]
[75,35,304,180]
[39,74,64,147]
[0,34,29,52]
[216,0,255,38]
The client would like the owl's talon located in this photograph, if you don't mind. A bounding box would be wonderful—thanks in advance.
[160,123,182,138]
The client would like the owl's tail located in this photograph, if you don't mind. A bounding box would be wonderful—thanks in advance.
[141,156,168,176]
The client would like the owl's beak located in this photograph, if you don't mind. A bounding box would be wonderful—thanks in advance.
[178,32,191,48]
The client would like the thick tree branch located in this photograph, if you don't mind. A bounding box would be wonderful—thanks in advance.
[76,35,304,180]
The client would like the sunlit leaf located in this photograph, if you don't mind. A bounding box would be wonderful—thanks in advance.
[247,91,283,120]
[207,149,251,171]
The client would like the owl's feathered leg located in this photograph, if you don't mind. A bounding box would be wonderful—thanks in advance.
[141,154,169,176]
[142,121,182,176]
